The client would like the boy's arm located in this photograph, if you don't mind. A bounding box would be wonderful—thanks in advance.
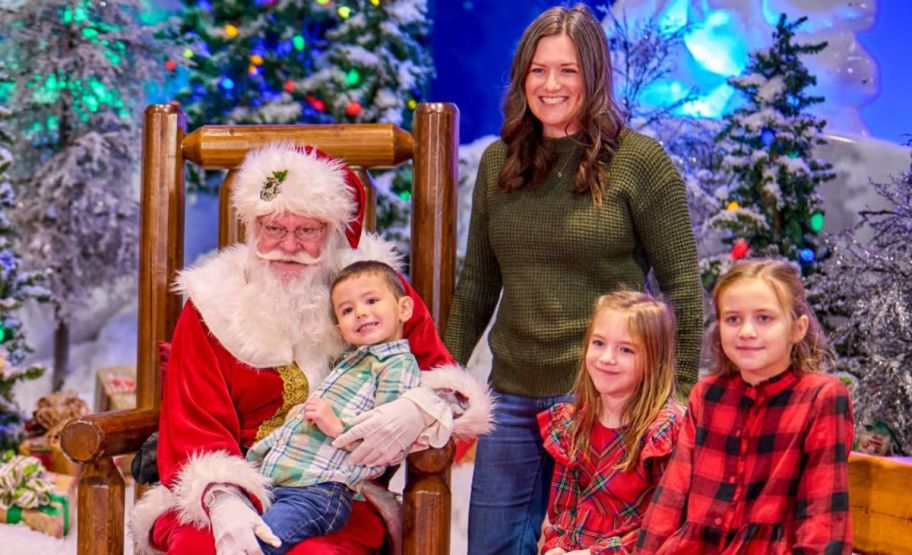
[793,380,854,555]
[304,398,344,438]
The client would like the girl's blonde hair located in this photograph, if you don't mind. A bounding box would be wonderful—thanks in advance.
[570,290,677,472]
[707,259,835,376]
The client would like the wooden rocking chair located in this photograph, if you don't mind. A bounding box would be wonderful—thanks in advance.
[60,102,459,555]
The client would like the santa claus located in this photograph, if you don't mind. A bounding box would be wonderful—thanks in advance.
[130,144,493,554]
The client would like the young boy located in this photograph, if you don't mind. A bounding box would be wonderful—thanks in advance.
[246,260,421,554]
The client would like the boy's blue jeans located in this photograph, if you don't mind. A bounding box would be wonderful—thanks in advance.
[258,481,353,555]
[467,391,574,555]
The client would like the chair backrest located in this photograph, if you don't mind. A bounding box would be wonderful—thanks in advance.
[136,102,459,412]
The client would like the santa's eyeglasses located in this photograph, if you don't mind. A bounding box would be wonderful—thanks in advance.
[259,222,328,243]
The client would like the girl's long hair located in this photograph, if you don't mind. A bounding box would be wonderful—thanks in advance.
[707,258,835,376]
[499,4,625,205]
[570,291,678,472]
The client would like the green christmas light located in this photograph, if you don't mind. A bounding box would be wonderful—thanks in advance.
[292,35,305,51]
[183,48,194,59]
[810,212,825,233]
[345,68,360,86]
[399,191,411,201]
[0,325,6,343]
[82,28,99,39]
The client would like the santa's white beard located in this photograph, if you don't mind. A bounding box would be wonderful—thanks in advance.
[245,246,344,372]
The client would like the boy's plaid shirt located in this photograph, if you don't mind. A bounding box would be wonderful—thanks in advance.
[247,339,420,488]
[538,400,683,554]
[636,369,854,554]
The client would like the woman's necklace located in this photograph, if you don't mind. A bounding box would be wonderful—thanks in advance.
[555,153,572,179]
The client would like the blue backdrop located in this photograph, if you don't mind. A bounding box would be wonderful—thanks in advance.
[429,1,911,145]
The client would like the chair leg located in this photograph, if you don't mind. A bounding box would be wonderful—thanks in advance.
[403,443,455,555]
[78,456,125,555]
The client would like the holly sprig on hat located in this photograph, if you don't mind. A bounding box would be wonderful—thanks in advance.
[260,169,289,201]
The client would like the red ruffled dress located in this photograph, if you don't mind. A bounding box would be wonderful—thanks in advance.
[537,401,682,554]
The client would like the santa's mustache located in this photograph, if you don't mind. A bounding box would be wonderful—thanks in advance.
[254,247,324,266]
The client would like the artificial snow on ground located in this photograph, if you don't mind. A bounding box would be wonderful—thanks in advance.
[2,133,909,553]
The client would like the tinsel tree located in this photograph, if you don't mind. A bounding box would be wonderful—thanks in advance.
[810,145,912,455]
[173,0,433,245]
[0,0,179,390]
[0,71,51,450]
[703,14,834,288]
[601,8,696,130]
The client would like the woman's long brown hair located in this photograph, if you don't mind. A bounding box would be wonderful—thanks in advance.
[570,291,678,472]
[499,4,625,205]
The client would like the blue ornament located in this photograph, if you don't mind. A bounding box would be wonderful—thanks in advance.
[760,128,776,147]
[786,94,801,108]
[221,77,235,90]
[799,248,815,263]
[197,0,213,11]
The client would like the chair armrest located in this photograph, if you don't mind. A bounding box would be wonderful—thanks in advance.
[60,408,160,463]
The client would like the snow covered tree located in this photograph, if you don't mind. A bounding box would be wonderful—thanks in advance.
[0,0,178,390]
[703,15,834,288]
[173,0,433,235]
[0,71,50,449]
[810,146,912,454]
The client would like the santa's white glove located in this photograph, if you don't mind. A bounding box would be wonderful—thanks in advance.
[332,387,453,466]
[206,484,281,555]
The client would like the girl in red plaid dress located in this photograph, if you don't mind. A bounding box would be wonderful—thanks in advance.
[538,291,684,554]
[637,259,854,554]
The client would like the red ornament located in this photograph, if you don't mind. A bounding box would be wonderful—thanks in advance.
[283,80,295,93]
[165,59,177,71]
[731,239,750,260]
[346,101,362,117]
[306,95,325,112]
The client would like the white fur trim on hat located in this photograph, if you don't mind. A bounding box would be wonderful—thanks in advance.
[233,143,356,229]
[421,364,496,439]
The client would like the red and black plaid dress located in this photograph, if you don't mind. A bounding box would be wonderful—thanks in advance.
[636,369,854,554]
[538,401,683,554]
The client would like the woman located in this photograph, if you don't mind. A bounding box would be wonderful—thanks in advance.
[443,5,703,554]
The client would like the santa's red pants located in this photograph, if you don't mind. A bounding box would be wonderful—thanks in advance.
[150,499,385,554]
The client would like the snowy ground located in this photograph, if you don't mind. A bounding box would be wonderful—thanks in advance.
[2,132,909,553]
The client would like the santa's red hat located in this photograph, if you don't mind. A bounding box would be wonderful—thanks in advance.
[233,143,366,248]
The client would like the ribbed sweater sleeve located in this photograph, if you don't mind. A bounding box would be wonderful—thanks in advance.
[624,139,703,387]
[443,143,503,366]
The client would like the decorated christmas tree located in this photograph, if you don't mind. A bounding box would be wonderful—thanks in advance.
[0,74,50,450]
[703,15,834,288]
[172,0,433,239]
[810,145,912,455]
[0,0,177,389]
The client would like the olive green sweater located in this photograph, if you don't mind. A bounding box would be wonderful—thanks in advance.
[443,130,702,397]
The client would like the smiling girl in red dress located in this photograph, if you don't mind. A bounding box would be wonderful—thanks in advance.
[538,291,684,554]
[637,259,853,554]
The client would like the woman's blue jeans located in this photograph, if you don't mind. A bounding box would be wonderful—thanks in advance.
[467,391,573,555]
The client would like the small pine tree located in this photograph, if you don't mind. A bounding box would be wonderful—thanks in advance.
[810,145,912,454]
[0,71,50,450]
[704,14,835,288]
[0,1,177,389]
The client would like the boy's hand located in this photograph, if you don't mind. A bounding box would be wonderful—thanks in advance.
[304,398,344,438]
[284,403,305,423]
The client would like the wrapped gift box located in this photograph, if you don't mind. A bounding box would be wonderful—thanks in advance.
[94,365,137,413]
[19,436,80,476]
[0,472,75,538]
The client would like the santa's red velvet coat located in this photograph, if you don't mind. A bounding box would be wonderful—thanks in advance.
[130,238,492,554]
